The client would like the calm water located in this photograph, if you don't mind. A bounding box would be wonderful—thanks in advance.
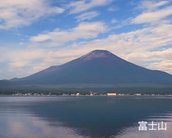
[0,96,172,138]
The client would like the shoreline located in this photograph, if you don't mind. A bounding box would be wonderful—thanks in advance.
[0,94,172,97]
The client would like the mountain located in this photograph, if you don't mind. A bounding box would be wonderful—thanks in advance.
[12,50,172,86]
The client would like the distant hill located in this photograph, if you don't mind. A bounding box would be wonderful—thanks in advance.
[9,50,172,86]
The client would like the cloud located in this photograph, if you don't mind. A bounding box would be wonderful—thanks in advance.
[30,21,107,43]
[132,1,172,24]
[125,48,172,74]
[76,11,99,22]
[0,0,64,29]
[2,22,172,79]
[132,6,172,24]
[138,0,169,11]
[9,49,45,68]
[68,0,112,14]
[0,45,48,79]
[149,60,172,74]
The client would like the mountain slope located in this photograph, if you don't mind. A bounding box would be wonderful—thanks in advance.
[13,50,172,85]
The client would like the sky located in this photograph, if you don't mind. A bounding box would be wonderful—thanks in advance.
[0,0,172,79]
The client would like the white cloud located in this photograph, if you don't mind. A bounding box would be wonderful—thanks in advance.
[147,60,172,74]
[0,0,64,29]
[125,48,172,67]
[9,50,45,68]
[132,6,172,24]
[0,46,45,79]
[76,11,99,22]
[132,1,172,24]
[138,0,169,11]
[68,0,111,14]
[30,22,107,43]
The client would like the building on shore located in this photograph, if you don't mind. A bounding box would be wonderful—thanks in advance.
[107,92,117,96]
[76,93,80,96]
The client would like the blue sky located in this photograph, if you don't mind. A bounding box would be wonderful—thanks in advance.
[0,0,172,79]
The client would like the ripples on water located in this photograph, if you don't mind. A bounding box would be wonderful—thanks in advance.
[0,96,172,138]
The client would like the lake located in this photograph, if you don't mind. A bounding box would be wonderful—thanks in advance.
[0,96,172,138]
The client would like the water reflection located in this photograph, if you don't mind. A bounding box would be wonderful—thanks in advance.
[0,115,88,138]
[0,96,172,138]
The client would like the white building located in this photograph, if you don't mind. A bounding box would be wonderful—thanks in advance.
[107,93,117,96]
[76,93,80,96]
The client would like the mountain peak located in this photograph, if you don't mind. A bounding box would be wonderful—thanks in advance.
[88,50,113,55]
[80,50,115,61]
[12,49,172,85]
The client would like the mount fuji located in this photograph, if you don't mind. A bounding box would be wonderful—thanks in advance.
[11,50,172,86]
